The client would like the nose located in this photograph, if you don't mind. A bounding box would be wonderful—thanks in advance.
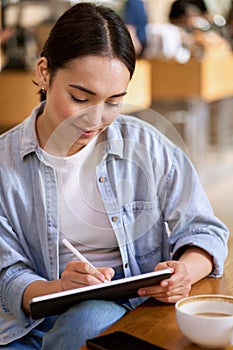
[81,103,104,127]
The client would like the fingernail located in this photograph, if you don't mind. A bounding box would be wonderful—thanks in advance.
[138,289,146,296]
[161,280,169,287]
[106,273,113,282]
[95,272,105,282]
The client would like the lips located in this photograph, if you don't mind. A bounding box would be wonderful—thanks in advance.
[82,130,95,137]
[72,124,95,136]
[72,122,107,139]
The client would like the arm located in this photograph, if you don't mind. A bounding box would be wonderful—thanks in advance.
[23,280,62,314]
[23,263,114,314]
[178,246,213,284]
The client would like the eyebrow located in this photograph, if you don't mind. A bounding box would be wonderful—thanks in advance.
[68,84,127,98]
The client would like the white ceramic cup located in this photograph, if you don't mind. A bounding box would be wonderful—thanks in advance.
[175,294,233,349]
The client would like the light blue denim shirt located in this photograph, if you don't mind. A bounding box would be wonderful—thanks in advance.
[0,103,229,344]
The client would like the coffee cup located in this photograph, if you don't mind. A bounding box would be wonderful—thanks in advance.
[175,294,233,349]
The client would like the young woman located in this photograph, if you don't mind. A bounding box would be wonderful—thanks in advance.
[123,0,148,56]
[0,2,229,349]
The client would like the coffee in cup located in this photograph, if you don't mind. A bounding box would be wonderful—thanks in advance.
[175,294,233,349]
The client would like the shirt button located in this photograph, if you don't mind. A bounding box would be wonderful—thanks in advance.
[111,216,118,223]
[99,176,106,183]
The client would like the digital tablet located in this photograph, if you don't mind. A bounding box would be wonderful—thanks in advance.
[30,269,171,319]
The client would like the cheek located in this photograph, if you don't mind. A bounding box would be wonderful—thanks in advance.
[50,93,76,124]
[103,107,121,125]
[55,101,72,120]
[105,115,118,126]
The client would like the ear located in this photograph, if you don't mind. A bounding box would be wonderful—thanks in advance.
[36,57,50,86]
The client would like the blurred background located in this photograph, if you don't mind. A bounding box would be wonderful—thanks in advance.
[0,0,232,232]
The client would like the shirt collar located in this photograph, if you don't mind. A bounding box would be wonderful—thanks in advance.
[105,119,124,158]
[20,102,45,159]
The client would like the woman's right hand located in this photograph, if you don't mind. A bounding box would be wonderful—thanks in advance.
[23,263,114,314]
[60,261,115,290]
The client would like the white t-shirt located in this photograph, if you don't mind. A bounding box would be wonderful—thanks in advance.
[41,137,122,273]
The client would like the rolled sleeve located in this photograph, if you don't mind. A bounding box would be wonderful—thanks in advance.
[164,148,229,277]
[170,226,229,276]
[0,264,46,327]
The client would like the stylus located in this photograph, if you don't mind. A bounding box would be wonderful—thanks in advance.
[62,238,109,283]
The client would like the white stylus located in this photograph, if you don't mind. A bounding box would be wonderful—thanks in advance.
[62,238,109,283]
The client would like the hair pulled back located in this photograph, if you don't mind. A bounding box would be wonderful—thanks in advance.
[39,2,135,100]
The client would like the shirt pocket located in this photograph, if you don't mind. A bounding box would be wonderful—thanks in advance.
[122,200,164,272]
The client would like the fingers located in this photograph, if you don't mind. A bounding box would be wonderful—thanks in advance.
[61,262,114,291]
[98,267,115,282]
[138,260,192,303]
[138,282,191,303]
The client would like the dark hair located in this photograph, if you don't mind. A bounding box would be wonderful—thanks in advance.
[39,2,136,100]
[169,0,207,20]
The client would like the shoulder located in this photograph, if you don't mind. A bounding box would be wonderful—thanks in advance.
[111,114,176,150]
[109,114,194,172]
[0,123,22,152]
[0,113,36,164]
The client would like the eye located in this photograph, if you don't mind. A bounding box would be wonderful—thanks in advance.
[105,101,121,108]
[71,95,88,104]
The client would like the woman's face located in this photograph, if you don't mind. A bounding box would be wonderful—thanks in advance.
[36,55,131,156]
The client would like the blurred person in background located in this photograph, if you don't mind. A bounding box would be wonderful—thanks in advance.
[169,0,209,28]
[168,0,231,58]
[0,28,15,46]
[0,27,15,69]
[123,0,148,56]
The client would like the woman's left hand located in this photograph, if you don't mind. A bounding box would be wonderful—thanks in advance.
[137,260,192,303]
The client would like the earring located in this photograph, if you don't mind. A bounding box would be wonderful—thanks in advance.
[39,82,46,93]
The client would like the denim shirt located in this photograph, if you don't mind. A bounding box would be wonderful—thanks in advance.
[0,103,229,344]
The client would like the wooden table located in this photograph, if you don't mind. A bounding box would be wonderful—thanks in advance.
[81,235,233,350]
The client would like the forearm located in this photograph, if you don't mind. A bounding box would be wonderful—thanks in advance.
[178,246,214,285]
[23,279,62,314]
